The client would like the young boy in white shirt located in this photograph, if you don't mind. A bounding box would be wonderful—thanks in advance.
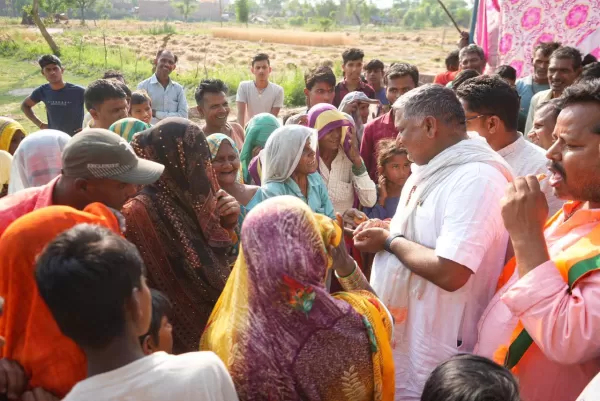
[35,224,239,401]
[236,53,284,126]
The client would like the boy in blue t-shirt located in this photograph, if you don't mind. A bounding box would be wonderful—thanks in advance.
[21,55,85,136]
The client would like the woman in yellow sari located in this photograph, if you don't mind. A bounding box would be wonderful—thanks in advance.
[201,196,395,401]
[0,117,27,155]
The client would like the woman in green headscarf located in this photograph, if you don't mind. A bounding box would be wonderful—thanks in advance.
[239,113,281,184]
[109,117,151,142]
[0,117,27,155]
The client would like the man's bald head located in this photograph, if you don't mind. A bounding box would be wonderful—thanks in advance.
[392,84,466,129]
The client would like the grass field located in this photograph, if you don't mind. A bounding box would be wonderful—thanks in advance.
[0,18,460,131]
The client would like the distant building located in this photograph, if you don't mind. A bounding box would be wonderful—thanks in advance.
[138,0,230,21]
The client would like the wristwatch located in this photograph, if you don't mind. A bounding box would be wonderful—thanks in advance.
[384,234,405,253]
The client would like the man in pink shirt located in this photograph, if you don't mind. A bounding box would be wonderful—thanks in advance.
[360,63,418,181]
[475,79,600,401]
[0,128,164,237]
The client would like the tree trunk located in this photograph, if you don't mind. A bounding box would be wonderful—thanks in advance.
[219,0,222,27]
[32,0,61,56]
[80,4,85,25]
[353,10,361,25]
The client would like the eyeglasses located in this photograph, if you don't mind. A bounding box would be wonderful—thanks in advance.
[465,114,489,122]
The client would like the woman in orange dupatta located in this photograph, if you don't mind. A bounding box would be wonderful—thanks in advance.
[0,203,122,399]
[201,196,395,401]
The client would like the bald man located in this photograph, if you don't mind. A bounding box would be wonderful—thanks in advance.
[354,84,512,400]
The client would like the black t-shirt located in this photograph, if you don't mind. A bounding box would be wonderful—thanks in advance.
[30,83,85,136]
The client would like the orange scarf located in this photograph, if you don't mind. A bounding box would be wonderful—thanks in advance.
[0,203,121,398]
[494,202,600,371]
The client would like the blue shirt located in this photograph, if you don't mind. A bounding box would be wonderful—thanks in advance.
[363,196,400,220]
[30,83,85,136]
[375,87,389,105]
[137,74,188,123]
[246,173,335,218]
[516,75,550,132]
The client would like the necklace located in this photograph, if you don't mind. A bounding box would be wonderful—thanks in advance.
[254,81,267,98]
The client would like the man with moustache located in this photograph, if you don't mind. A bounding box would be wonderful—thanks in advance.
[195,79,245,150]
[137,50,188,124]
[353,84,512,400]
[525,46,582,134]
[474,79,600,401]
[515,42,560,132]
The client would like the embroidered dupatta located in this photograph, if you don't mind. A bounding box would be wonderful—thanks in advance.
[200,196,394,401]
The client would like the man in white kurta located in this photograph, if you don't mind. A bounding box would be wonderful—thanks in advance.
[456,75,563,215]
[354,85,512,400]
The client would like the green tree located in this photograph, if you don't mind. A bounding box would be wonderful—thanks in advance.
[345,0,375,25]
[174,0,197,22]
[285,0,314,19]
[94,0,112,19]
[314,0,336,18]
[402,7,426,28]
[260,0,282,15]
[32,0,61,54]
[41,0,72,16]
[72,0,97,24]
[236,0,249,26]
[318,16,333,31]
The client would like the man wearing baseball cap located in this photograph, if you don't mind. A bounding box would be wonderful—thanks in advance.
[0,128,164,237]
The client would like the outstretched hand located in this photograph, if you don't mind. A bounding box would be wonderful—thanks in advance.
[353,227,390,253]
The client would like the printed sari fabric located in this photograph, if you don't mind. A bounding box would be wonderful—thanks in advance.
[122,117,234,354]
[201,196,394,401]
[475,0,600,76]
[109,117,151,142]
[0,203,121,398]
[206,133,244,184]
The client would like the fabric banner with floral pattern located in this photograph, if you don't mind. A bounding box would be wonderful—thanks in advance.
[475,0,600,77]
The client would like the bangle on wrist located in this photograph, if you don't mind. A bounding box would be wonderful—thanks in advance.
[352,161,367,176]
[335,261,370,291]
[335,260,357,279]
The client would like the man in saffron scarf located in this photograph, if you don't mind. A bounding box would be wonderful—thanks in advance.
[475,79,600,401]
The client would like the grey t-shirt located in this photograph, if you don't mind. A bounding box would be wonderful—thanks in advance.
[236,81,284,120]
[30,83,85,136]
